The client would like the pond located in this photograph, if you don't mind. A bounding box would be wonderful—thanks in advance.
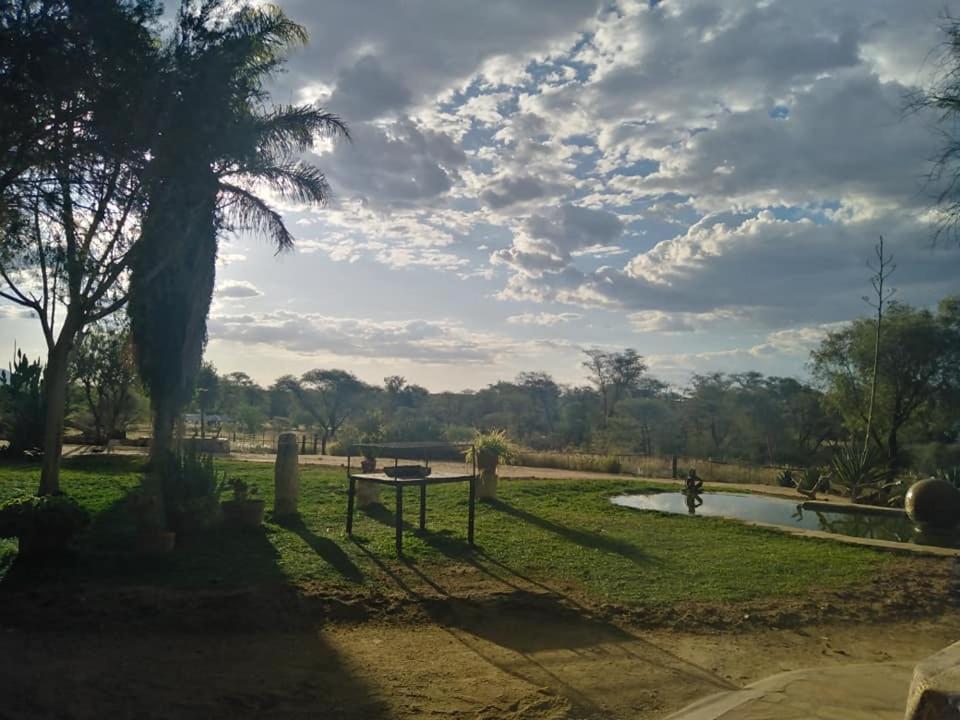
[611,491,960,549]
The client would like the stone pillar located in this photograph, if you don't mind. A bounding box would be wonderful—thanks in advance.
[274,431,299,516]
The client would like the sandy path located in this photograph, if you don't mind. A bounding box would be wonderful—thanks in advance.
[3,610,957,719]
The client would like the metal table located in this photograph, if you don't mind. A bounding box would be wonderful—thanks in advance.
[345,442,477,556]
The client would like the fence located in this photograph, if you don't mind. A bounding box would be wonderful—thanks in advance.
[513,450,798,486]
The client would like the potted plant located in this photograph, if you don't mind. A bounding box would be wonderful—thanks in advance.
[0,494,90,560]
[465,429,515,500]
[219,476,265,529]
[356,439,382,507]
[128,490,176,555]
[360,446,377,473]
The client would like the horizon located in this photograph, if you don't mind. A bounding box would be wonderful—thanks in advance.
[3,0,960,392]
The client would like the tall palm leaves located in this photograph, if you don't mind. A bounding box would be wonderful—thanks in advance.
[128,1,347,521]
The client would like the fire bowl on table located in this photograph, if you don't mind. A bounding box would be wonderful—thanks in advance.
[383,465,432,479]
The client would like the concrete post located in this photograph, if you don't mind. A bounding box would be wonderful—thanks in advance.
[274,431,299,516]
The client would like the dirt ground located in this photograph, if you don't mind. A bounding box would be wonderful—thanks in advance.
[2,556,958,720]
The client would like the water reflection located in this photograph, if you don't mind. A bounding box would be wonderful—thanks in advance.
[612,491,960,549]
[683,491,703,515]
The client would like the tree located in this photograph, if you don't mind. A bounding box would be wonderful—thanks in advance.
[582,348,648,427]
[686,373,736,456]
[126,1,348,521]
[811,298,960,467]
[279,370,372,453]
[516,371,561,433]
[913,16,960,242]
[70,320,140,444]
[0,0,160,494]
[0,347,45,457]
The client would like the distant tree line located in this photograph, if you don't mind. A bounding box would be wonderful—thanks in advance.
[143,294,957,473]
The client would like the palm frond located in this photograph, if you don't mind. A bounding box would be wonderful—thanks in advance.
[228,4,308,48]
[218,181,293,252]
[226,161,332,206]
[255,105,349,157]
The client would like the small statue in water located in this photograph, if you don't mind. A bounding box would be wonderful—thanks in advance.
[684,469,703,494]
[683,469,704,514]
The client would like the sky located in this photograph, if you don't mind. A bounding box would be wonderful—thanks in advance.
[4,0,960,392]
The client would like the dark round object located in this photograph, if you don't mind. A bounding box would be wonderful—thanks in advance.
[905,478,960,530]
[383,465,431,479]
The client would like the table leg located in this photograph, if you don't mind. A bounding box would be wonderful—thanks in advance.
[346,476,356,535]
[395,484,403,556]
[467,475,476,546]
[419,484,426,530]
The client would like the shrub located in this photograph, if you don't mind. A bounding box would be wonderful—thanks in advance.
[218,476,258,502]
[0,349,44,457]
[512,450,624,475]
[0,495,90,548]
[161,447,219,531]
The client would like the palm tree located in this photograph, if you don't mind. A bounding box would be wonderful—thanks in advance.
[128,1,348,526]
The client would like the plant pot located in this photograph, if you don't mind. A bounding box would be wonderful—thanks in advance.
[477,449,498,474]
[221,499,265,529]
[476,469,498,500]
[137,529,176,555]
[360,459,376,473]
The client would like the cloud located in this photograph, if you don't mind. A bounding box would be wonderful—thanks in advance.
[327,55,414,122]
[207,310,569,367]
[216,280,263,299]
[506,312,582,326]
[635,70,940,210]
[317,118,467,206]
[499,208,960,326]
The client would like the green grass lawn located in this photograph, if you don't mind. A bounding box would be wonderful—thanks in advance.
[0,455,891,606]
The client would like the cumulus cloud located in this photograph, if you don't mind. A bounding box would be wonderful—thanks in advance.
[318,118,467,206]
[506,312,582,326]
[217,280,263,299]
[193,1,960,386]
[207,311,567,367]
[502,209,960,326]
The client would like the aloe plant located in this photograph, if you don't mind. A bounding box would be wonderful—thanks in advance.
[937,465,960,490]
[830,445,893,504]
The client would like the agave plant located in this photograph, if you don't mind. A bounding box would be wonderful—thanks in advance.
[830,445,894,504]
[937,465,960,490]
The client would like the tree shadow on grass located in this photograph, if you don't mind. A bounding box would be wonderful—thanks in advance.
[484,498,651,564]
[276,515,364,583]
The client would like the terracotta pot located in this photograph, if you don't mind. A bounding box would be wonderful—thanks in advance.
[137,529,176,555]
[221,499,265,529]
